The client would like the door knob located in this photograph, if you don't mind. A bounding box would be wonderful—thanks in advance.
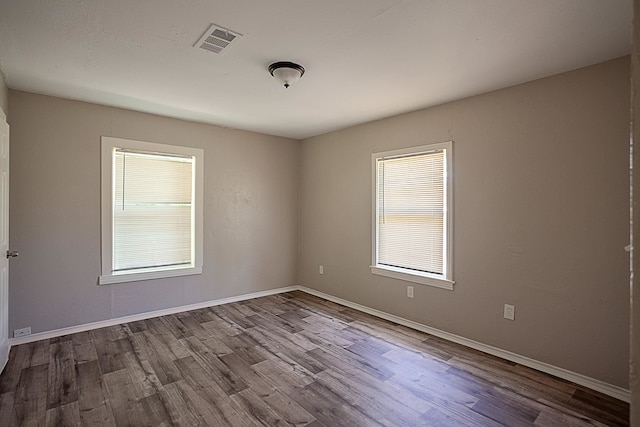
[6,250,18,258]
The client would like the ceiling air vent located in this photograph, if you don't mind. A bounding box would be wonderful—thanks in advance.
[195,24,242,54]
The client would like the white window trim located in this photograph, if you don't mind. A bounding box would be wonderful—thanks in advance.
[99,137,204,285]
[370,142,454,290]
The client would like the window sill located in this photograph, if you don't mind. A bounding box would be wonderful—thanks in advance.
[99,266,202,285]
[370,265,454,290]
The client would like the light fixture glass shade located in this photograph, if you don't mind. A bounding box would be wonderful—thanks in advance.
[269,61,305,88]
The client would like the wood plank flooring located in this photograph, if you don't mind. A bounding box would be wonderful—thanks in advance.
[0,290,629,426]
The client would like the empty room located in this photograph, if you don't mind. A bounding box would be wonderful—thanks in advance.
[0,0,636,425]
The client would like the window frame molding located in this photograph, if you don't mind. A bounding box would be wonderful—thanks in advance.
[99,136,204,285]
[370,141,454,291]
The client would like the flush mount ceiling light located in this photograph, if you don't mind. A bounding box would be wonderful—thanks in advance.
[268,61,305,89]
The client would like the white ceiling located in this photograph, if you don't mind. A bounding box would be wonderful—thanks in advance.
[0,0,632,140]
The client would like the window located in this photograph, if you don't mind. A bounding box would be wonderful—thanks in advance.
[100,137,203,285]
[371,142,453,290]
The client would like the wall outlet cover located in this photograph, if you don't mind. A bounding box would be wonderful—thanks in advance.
[407,286,414,298]
[14,327,31,338]
[504,304,515,320]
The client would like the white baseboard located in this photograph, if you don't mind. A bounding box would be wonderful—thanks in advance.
[8,284,630,403]
[9,286,298,346]
[298,286,630,403]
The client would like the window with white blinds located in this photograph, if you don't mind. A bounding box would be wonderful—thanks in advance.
[100,137,203,285]
[371,142,453,290]
[113,150,193,272]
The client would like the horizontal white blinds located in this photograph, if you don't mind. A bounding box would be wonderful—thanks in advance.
[113,150,194,272]
[377,150,445,275]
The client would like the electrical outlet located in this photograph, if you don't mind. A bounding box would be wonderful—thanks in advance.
[504,304,515,321]
[14,327,31,338]
[407,286,414,298]
[319,265,324,275]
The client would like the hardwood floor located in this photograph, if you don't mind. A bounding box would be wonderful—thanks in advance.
[0,290,629,426]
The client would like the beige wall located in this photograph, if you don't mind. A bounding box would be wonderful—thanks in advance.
[8,90,299,334]
[299,57,630,388]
